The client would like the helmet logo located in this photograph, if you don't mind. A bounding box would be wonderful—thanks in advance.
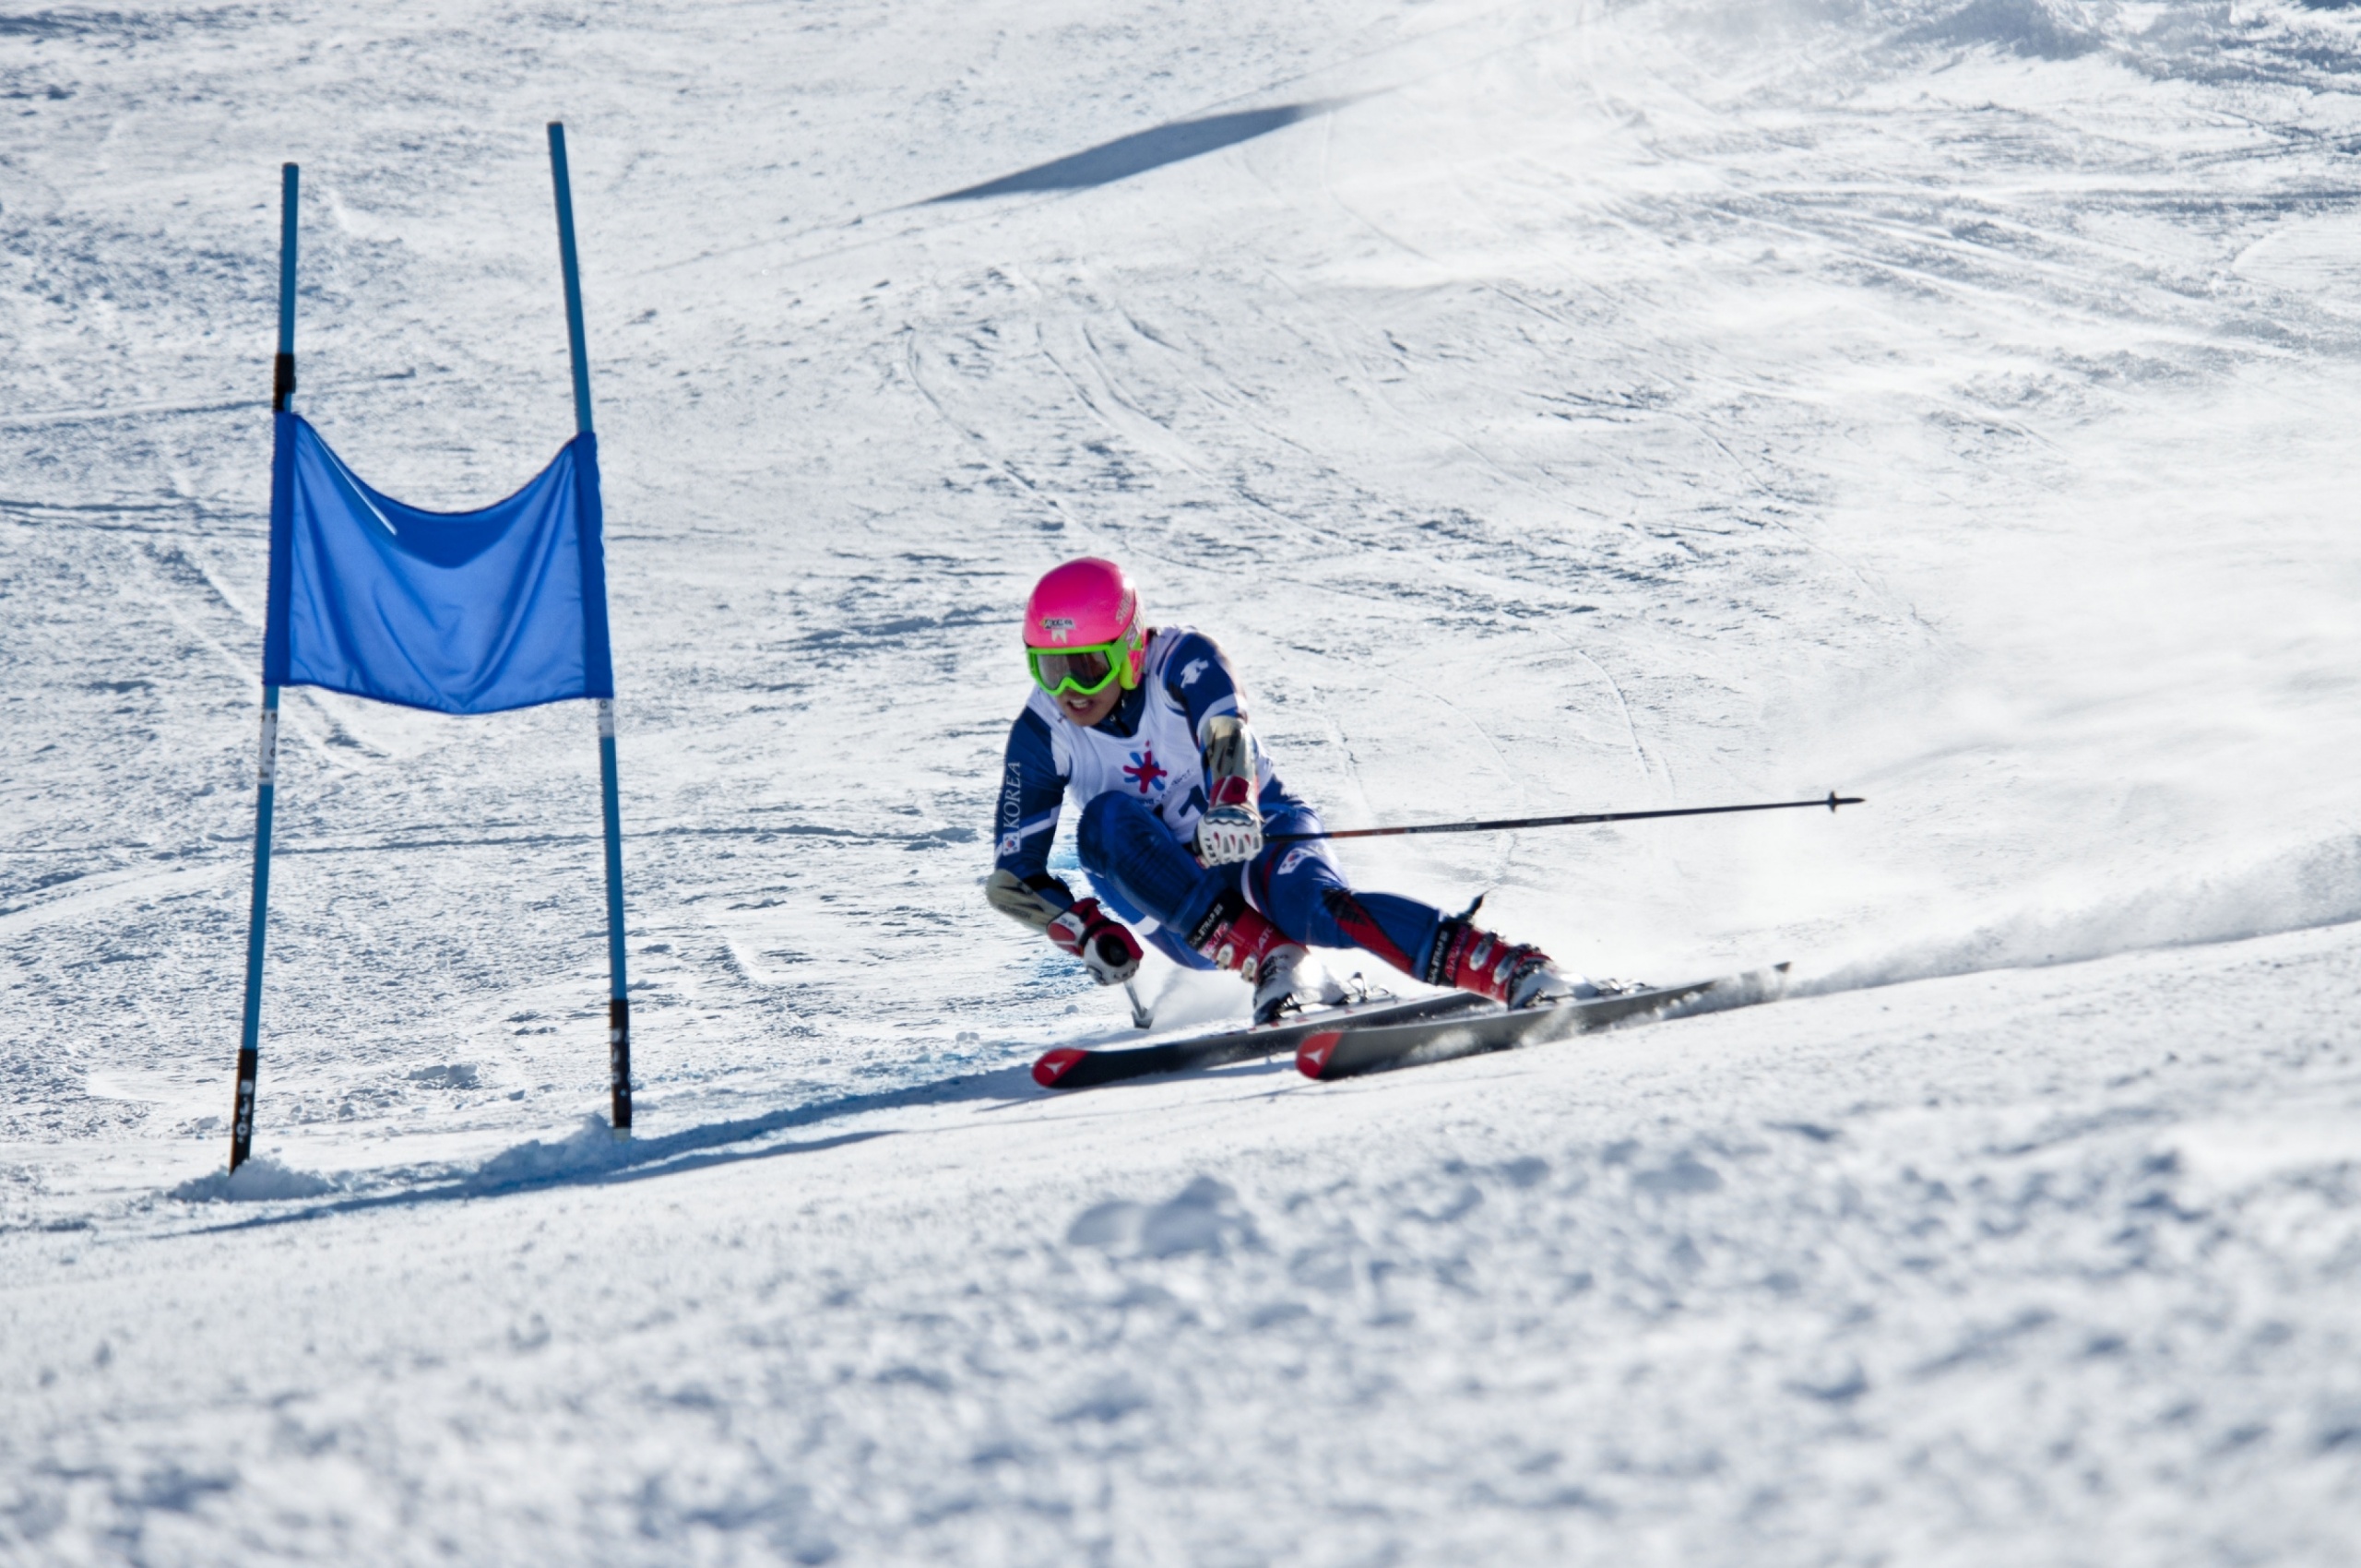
[1039,615,1076,645]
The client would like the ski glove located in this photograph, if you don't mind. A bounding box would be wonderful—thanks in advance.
[1047,897,1143,986]
[1194,804,1263,865]
[1193,774,1263,865]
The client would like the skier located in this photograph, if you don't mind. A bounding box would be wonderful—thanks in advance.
[987,556,1593,1023]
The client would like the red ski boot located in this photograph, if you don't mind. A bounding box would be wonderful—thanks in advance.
[1426,919,1577,1009]
[1188,895,1311,1024]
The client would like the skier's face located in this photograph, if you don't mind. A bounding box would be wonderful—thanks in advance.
[1057,681,1124,728]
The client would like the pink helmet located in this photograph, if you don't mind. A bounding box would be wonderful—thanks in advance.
[1024,557,1146,692]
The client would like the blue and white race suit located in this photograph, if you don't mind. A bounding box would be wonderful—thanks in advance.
[987,626,1448,977]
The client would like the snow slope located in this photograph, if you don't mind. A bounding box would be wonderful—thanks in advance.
[4,1,2360,1562]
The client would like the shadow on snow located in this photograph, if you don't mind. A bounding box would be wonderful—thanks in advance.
[172,1063,1043,1232]
[928,101,1344,201]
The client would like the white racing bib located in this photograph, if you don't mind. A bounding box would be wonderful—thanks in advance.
[1028,626,1273,847]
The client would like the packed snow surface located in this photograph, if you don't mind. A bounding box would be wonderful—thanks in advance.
[6,0,2360,1562]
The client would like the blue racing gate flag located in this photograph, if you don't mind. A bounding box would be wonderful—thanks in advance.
[262,411,614,715]
[228,131,635,1180]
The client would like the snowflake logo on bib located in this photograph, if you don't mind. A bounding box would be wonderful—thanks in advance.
[1122,747,1169,796]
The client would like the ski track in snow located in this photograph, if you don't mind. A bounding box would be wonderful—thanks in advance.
[4,1,2361,1562]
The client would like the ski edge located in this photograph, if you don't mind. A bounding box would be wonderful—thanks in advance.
[1296,963,1792,1081]
[1033,992,1492,1091]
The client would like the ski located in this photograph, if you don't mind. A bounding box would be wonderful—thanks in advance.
[1033,991,1492,1090]
[1295,964,1791,1081]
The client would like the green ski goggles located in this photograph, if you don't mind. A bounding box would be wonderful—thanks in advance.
[1027,640,1135,698]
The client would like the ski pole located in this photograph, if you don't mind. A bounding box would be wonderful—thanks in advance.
[1265,791,1864,844]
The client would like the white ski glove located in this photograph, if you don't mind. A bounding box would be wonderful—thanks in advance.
[1047,897,1143,986]
[1194,717,1264,866]
[1194,803,1263,865]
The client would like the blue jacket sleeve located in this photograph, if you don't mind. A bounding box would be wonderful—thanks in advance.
[989,706,1073,920]
[1158,631,1245,742]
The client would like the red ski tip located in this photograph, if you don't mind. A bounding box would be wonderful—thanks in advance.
[1296,1031,1343,1079]
[1033,1048,1087,1088]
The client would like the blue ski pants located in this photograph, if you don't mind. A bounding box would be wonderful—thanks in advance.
[1074,791,1443,979]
